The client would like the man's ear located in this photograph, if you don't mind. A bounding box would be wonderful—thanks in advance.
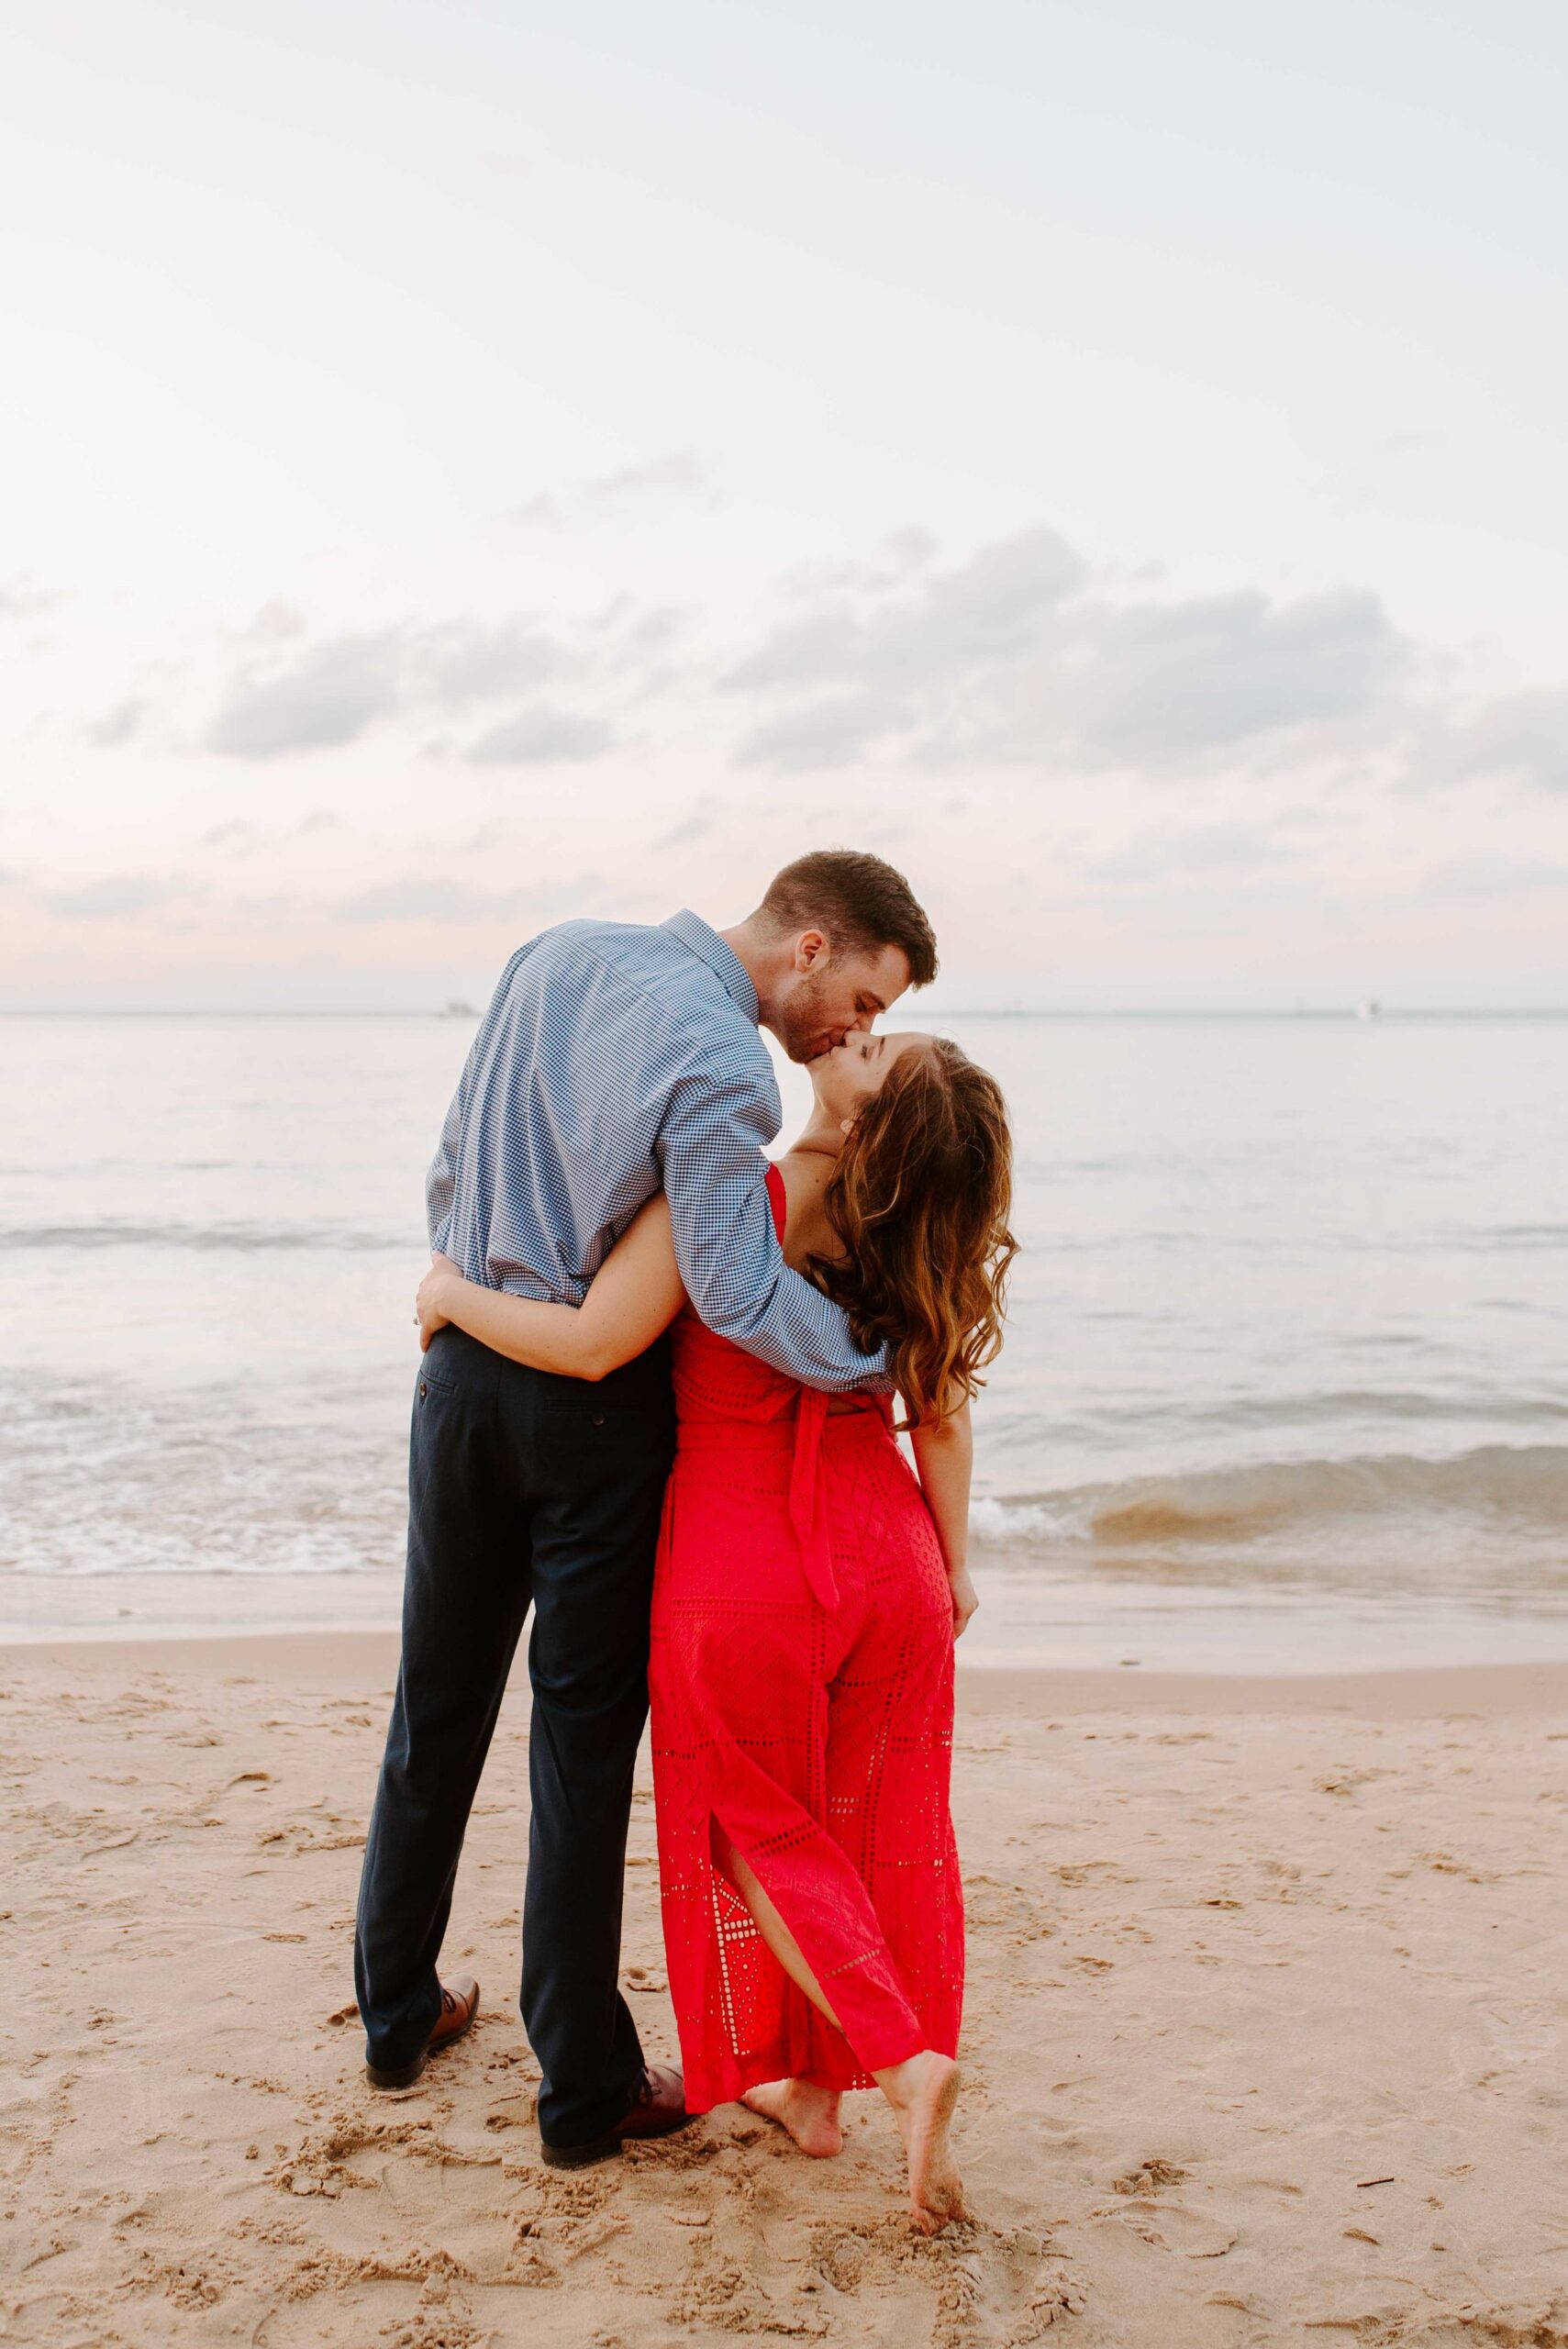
[795,928,828,972]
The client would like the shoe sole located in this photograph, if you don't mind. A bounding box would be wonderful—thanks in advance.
[540,2111,695,2169]
[365,2051,428,2090]
[364,1998,477,2092]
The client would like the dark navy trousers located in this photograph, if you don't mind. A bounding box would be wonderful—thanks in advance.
[354,1322,675,2149]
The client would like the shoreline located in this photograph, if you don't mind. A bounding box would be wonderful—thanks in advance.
[10,1561,1568,1680]
[6,1626,1568,1717]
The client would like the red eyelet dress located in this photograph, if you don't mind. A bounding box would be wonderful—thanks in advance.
[647,1163,964,2110]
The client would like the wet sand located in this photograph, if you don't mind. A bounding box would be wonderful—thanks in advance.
[4,1634,1566,2346]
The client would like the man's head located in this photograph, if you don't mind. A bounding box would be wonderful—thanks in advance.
[739,850,938,1063]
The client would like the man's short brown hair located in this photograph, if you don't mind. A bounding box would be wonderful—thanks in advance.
[757,850,938,989]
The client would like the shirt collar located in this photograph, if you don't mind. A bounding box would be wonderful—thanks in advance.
[661,909,761,1026]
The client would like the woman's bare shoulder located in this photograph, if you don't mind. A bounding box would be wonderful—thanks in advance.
[773,1147,833,1214]
[774,1148,839,1268]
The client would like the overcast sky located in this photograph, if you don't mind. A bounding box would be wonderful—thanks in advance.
[3,0,1566,1008]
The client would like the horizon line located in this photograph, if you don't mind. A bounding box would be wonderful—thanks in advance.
[3,1004,1568,1022]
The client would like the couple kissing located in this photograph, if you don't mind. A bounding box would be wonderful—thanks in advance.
[353,849,1016,2234]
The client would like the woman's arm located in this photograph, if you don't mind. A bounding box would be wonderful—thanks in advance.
[909,1398,978,1638]
[415,1195,686,1380]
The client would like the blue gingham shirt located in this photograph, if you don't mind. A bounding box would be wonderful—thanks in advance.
[427,909,882,1391]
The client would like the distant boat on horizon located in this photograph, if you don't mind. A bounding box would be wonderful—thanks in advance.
[440,999,478,1019]
[1355,998,1382,1021]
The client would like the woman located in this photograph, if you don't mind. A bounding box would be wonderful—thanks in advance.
[416,1030,1015,2232]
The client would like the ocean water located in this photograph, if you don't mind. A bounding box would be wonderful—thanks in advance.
[3,1008,1565,1669]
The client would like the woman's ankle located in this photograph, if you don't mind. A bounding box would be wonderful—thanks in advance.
[787,2077,841,2115]
[873,2048,951,2111]
[744,2076,844,2156]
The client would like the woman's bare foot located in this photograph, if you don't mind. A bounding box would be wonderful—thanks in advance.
[876,2052,965,2234]
[742,2077,844,2158]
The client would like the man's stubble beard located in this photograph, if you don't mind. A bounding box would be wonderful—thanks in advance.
[773,966,834,1065]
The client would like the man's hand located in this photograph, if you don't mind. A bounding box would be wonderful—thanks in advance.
[948,1564,979,1641]
[415,1252,463,1351]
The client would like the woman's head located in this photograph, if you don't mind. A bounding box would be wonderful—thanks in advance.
[809,1028,931,1127]
[807,1032,1017,1428]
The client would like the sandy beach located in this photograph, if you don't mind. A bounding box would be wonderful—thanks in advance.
[4,1636,1566,2347]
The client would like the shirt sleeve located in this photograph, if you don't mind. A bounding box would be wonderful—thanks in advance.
[658,1063,887,1391]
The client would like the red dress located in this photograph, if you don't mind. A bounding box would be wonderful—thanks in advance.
[648,1164,964,2110]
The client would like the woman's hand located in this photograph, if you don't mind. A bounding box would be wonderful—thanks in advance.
[948,1564,979,1641]
[415,1252,462,1351]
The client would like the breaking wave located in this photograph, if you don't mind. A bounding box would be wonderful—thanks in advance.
[973,1444,1568,1552]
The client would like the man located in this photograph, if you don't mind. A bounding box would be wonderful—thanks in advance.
[354,849,939,2166]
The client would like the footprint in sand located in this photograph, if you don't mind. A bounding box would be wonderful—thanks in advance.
[1094,2194,1236,2260]
[1111,2159,1188,2196]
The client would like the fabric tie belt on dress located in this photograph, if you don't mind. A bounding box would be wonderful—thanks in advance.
[673,1395,888,1615]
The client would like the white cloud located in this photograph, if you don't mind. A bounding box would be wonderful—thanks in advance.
[733,692,902,770]
[46,874,180,919]
[420,620,571,706]
[339,877,537,923]
[244,598,307,641]
[206,630,406,758]
[1424,689,1568,796]
[725,529,1406,774]
[728,528,1087,696]
[1088,821,1300,882]
[653,799,719,852]
[0,575,70,623]
[183,610,653,760]
[1422,854,1568,898]
[85,697,147,747]
[13,513,1566,1010]
[328,867,610,934]
[63,526,1468,803]
[583,452,707,508]
[463,707,615,764]
[513,451,710,529]
[1031,589,1404,767]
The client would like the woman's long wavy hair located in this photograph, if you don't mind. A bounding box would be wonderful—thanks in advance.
[807,1037,1018,1429]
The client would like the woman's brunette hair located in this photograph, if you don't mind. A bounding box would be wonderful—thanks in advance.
[808,1037,1017,1428]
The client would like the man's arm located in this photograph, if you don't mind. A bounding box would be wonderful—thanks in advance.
[425,940,539,1253]
[426,1063,470,1252]
[658,1064,885,1392]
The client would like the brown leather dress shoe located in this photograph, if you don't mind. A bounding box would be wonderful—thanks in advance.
[364,1976,479,2091]
[540,2064,694,2168]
